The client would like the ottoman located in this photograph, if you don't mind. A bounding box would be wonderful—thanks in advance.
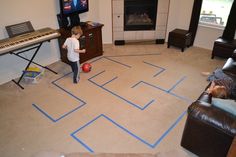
[167,29,192,52]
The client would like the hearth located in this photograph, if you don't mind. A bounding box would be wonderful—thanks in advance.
[124,0,158,31]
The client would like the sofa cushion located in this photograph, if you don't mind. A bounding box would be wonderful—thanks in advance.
[223,58,236,78]
[212,98,236,116]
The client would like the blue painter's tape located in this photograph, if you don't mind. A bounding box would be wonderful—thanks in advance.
[143,61,164,69]
[70,115,104,153]
[33,71,86,122]
[52,72,72,83]
[32,103,56,122]
[168,92,192,103]
[71,134,94,153]
[141,81,168,93]
[53,82,86,103]
[142,61,166,77]
[131,81,142,88]
[153,69,165,77]
[167,76,186,92]
[71,115,103,134]
[89,70,106,80]
[104,57,132,68]
[102,114,153,148]
[101,76,118,87]
[89,56,104,64]
[142,99,155,110]
[88,71,155,110]
[33,100,86,123]
[132,80,192,103]
[152,110,187,147]
[88,72,155,110]
[105,53,161,58]
[71,112,187,151]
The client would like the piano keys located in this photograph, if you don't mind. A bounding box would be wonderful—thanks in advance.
[0,27,61,56]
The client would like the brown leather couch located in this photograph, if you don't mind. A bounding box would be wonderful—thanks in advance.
[181,50,236,157]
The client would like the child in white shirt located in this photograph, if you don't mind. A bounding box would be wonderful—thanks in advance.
[62,26,85,83]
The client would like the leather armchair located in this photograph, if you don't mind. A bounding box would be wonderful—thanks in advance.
[211,37,236,59]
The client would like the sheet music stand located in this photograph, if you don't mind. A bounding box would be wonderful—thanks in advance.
[5,21,58,89]
[6,21,34,38]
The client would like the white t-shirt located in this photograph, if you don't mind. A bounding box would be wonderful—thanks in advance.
[63,37,80,62]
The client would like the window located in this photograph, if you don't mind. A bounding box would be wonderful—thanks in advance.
[199,0,233,28]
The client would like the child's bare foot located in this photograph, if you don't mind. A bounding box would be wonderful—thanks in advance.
[201,72,211,76]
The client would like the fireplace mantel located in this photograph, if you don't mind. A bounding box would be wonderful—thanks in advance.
[112,0,170,44]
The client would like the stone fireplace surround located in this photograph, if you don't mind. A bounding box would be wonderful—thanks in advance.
[112,0,169,44]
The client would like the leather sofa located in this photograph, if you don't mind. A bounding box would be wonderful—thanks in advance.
[181,50,236,157]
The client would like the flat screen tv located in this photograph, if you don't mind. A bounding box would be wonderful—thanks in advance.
[58,0,89,28]
[60,0,89,16]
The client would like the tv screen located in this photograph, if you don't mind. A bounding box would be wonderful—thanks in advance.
[60,0,89,15]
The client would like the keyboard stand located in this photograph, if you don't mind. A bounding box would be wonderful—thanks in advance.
[11,41,57,89]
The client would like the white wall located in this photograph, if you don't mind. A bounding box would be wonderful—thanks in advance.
[194,25,224,49]
[167,0,193,34]
[98,0,113,44]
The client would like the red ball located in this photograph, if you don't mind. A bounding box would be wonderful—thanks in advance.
[82,63,92,73]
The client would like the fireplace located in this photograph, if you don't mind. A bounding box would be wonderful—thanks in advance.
[124,0,158,31]
[112,0,169,44]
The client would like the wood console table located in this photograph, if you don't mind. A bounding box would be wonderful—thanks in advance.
[58,23,104,64]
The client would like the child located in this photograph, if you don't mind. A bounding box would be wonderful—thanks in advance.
[202,68,236,99]
[207,81,228,98]
[62,26,86,83]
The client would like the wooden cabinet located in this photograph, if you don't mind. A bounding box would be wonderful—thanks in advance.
[58,23,104,64]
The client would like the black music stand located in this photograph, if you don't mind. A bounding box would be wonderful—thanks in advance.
[5,21,58,89]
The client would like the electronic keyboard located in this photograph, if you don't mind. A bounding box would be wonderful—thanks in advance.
[0,27,60,56]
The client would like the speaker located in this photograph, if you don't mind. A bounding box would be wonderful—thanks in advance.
[114,40,125,45]
[156,39,165,44]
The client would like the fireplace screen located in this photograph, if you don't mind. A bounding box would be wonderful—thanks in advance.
[124,0,158,31]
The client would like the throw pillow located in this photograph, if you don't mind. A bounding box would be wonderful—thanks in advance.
[212,98,236,116]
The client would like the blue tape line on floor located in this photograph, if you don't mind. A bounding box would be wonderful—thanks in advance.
[105,53,162,57]
[132,79,191,103]
[33,72,86,122]
[142,61,166,77]
[71,112,186,152]
[88,71,155,110]
[104,57,132,68]
[167,76,186,92]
